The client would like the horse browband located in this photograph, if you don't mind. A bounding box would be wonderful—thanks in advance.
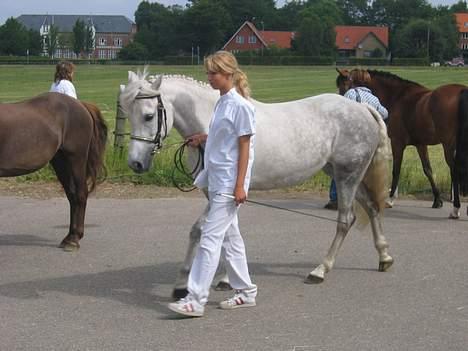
[130,94,168,154]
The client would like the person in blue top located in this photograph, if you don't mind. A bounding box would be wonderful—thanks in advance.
[168,51,257,318]
[324,68,388,210]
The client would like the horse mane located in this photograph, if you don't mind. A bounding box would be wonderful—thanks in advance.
[368,70,424,88]
[119,70,211,114]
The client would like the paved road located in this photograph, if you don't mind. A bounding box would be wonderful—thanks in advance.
[0,194,467,351]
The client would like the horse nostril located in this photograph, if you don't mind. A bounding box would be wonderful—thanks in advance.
[131,161,144,173]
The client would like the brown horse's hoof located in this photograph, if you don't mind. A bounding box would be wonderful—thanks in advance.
[214,281,233,291]
[61,241,80,252]
[431,199,443,209]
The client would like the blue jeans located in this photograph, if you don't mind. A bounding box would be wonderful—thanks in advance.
[329,179,337,202]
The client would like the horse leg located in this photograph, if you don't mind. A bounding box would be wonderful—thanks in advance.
[416,145,442,208]
[355,184,393,271]
[173,203,208,299]
[441,144,461,219]
[386,143,405,208]
[305,177,357,284]
[51,153,88,251]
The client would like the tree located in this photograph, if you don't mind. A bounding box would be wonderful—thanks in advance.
[84,25,95,58]
[47,24,59,58]
[294,0,340,56]
[72,19,86,58]
[118,41,149,60]
[181,0,232,55]
[0,18,29,55]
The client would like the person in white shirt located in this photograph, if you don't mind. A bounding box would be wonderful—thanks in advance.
[49,61,77,99]
[168,50,257,318]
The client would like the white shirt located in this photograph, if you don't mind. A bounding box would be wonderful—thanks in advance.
[194,88,256,194]
[50,80,77,99]
[344,87,388,120]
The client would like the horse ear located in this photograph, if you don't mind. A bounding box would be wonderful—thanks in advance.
[128,71,138,83]
[151,75,162,90]
[336,68,348,77]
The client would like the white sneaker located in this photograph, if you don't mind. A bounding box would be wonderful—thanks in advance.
[168,297,204,317]
[219,289,256,310]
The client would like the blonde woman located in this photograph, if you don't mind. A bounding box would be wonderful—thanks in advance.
[50,61,77,99]
[168,51,257,317]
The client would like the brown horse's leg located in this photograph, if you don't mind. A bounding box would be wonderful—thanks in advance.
[50,153,87,250]
[442,145,461,219]
[387,142,405,207]
[416,145,443,208]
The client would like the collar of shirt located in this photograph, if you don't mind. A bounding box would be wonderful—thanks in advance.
[354,86,371,93]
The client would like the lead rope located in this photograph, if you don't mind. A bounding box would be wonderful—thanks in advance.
[171,141,204,192]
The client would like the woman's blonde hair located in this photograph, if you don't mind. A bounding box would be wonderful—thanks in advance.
[54,61,75,82]
[204,50,251,98]
[349,68,371,87]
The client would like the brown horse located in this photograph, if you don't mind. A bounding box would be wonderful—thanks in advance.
[336,68,468,218]
[0,92,108,249]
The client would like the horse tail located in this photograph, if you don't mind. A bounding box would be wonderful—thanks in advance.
[455,89,468,195]
[81,101,108,192]
[361,105,391,213]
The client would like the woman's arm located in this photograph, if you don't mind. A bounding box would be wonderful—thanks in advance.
[234,135,251,205]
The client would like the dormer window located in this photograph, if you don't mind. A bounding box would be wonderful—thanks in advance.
[344,36,350,43]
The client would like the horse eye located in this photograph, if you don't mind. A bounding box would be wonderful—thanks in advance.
[144,114,154,122]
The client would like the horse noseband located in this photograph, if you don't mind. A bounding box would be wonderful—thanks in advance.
[130,94,168,155]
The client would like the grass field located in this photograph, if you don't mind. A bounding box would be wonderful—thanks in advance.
[0,64,465,197]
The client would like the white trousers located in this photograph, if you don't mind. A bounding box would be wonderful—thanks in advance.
[187,192,256,305]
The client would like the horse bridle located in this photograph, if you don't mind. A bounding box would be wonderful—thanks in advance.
[130,93,168,155]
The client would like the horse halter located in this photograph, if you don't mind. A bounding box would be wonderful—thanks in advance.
[130,93,168,155]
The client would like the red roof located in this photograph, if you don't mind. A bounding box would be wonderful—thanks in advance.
[455,13,468,33]
[335,25,388,50]
[260,31,294,49]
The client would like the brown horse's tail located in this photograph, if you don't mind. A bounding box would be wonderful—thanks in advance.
[81,101,108,192]
[455,89,468,196]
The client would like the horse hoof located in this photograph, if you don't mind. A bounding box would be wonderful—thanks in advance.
[432,200,443,209]
[61,242,79,252]
[385,201,393,208]
[304,273,324,284]
[172,288,189,300]
[448,214,460,220]
[379,260,393,272]
[214,281,233,291]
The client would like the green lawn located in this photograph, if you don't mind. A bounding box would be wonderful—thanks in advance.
[0,64,465,197]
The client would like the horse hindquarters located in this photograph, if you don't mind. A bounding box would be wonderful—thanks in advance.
[55,102,107,251]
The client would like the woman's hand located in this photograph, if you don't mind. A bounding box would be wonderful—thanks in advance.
[185,133,207,147]
[234,185,247,206]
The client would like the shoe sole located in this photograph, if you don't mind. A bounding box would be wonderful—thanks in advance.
[168,304,204,317]
[219,301,256,310]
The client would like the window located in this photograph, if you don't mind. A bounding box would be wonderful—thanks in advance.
[114,38,122,47]
[364,50,372,57]
[248,35,256,44]
[99,37,106,46]
[235,35,244,44]
[465,21,468,27]
[344,36,350,43]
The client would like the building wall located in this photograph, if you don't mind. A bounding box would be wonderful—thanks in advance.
[355,35,386,58]
[224,26,264,52]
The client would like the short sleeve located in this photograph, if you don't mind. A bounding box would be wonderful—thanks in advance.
[344,89,357,101]
[234,103,256,137]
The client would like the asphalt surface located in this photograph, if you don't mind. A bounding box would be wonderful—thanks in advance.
[0,194,467,351]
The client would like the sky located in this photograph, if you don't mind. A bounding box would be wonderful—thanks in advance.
[0,0,461,26]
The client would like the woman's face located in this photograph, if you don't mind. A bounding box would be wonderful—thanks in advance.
[206,70,232,93]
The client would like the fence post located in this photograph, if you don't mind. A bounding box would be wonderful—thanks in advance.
[113,84,127,151]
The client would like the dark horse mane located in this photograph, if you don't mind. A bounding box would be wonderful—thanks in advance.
[368,70,425,89]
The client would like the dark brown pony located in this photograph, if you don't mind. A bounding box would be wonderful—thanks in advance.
[336,68,468,218]
[0,92,108,249]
